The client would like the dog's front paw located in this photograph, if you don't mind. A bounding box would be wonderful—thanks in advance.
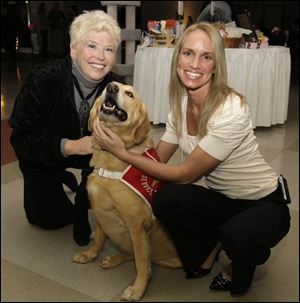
[121,285,144,301]
[73,251,95,264]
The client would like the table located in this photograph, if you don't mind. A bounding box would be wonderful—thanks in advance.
[133,46,291,128]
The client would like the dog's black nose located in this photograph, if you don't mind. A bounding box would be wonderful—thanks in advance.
[107,83,119,94]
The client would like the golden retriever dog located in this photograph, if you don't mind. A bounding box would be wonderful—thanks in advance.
[73,82,181,301]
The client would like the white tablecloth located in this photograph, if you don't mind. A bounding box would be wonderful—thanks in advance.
[133,46,291,128]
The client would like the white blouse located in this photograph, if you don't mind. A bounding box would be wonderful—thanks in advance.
[161,94,278,200]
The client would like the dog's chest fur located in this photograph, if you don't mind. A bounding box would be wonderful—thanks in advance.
[87,139,154,253]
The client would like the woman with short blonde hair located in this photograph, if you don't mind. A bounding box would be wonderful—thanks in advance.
[9,10,123,246]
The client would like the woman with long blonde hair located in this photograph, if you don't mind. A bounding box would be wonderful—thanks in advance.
[95,22,290,295]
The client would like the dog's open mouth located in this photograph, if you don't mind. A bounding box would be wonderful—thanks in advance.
[100,97,128,122]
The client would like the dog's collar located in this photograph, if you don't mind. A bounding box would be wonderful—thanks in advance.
[93,168,123,180]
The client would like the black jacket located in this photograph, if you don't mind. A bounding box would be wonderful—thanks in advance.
[9,56,121,171]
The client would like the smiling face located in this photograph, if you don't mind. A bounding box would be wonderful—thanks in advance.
[70,30,117,81]
[99,82,142,126]
[89,82,151,147]
[177,29,215,93]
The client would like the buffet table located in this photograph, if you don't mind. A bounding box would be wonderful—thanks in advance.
[133,46,291,127]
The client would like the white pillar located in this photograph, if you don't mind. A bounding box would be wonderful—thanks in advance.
[125,6,136,64]
[101,1,141,84]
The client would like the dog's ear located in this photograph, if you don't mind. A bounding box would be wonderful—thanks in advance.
[88,97,101,131]
[133,102,151,144]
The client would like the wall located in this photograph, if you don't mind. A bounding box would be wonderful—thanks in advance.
[139,1,299,31]
[231,0,299,30]
[26,1,299,33]
[140,1,204,30]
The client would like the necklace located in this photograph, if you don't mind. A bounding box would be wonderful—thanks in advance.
[72,74,99,133]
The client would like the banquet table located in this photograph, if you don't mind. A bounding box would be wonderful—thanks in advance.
[133,46,291,128]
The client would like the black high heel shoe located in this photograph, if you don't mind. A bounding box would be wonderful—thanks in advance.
[209,264,255,295]
[185,250,221,279]
[209,272,232,291]
[186,267,212,279]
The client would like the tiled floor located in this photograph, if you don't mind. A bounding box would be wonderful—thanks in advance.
[1,54,299,302]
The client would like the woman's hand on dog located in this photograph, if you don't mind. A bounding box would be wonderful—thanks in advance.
[64,136,93,155]
[93,120,127,159]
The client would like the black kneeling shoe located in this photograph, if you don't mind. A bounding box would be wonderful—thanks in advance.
[209,273,232,291]
[186,267,212,279]
[209,264,255,295]
[73,212,91,246]
[186,250,221,279]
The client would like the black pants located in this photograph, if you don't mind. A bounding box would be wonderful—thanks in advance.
[19,162,90,230]
[152,184,291,271]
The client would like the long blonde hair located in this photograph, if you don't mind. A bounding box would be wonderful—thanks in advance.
[169,22,244,137]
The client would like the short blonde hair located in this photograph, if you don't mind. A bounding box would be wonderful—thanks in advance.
[69,10,121,48]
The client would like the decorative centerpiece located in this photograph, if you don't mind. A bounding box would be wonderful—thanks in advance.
[142,19,178,48]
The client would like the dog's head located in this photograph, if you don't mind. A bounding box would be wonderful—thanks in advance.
[89,82,151,148]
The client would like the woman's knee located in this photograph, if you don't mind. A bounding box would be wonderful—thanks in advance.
[220,203,290,265]
[221,226,271,265]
